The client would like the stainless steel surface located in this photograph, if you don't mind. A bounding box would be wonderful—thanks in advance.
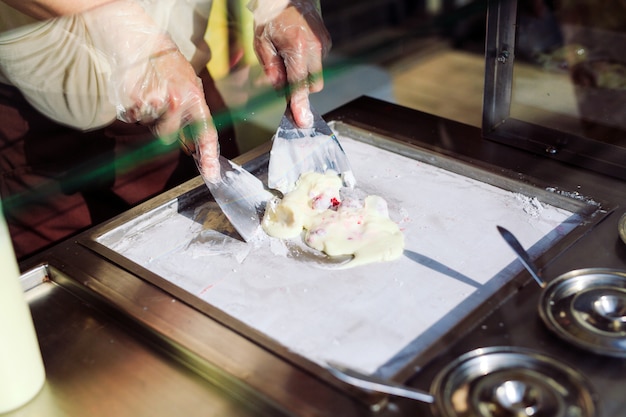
[325,98,626,417]
[326,362,435,404]
[497,226,547,288]
[16,265,286,417]
[17,97,626,417]
[81,120,606,389]
[430,347,597,417]
[194,155,273,242]
[539,268,626,357]
[268,104,354,194]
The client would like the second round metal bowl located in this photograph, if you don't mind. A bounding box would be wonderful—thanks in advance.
[430,346,597,417]
[538,268,626,357]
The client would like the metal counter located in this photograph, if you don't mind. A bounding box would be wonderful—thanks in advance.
[11,265,287,417]
[16,97,626,417]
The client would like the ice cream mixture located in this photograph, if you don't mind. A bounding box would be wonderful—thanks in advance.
[262,171,405,268]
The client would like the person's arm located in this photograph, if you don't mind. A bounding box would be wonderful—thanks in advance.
[1,0,110,20]
[250,0,331,128]
[1,0,220,180]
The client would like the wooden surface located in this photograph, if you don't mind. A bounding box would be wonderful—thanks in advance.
[386,47,485,128]
[216,40,488,152]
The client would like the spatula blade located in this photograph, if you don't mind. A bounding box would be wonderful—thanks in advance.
[268,105,355,194]
[197,156,273,242]
[326,361,435,403]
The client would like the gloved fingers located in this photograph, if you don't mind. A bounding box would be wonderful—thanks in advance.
[278,17,316,127]
[156,113,221,183]
[114,48,221,181]
[305,42,325,94]
[253,24,313,127]
[194,123,221,183]
[182,91,221,183]
[253,31,286,90]
[153,93,221,182]
[289,83,313,128]
[253,3,331,128]
[288,5,329,95]
[115,63,170,124]
[118,94,168,125]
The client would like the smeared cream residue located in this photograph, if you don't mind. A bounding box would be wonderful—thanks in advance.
[262,172,405,268]
[515,194,544,218]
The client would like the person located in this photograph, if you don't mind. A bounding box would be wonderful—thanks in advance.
[0,0,331,259]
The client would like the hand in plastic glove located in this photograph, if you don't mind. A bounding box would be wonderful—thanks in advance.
[114,47,221,181]
[252,0,331,128]
[81,0,220,180]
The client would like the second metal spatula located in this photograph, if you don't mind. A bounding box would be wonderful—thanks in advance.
[268,105,355,194]
[194,155,273,242]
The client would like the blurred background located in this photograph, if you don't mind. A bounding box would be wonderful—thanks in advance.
[206,0,488,153]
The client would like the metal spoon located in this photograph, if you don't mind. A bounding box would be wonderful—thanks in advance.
[326,361,435,403]
[497,226,547,288]
[285,240,354,268]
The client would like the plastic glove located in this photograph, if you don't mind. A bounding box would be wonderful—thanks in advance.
[82,0,220,180]
[250,0,331,128]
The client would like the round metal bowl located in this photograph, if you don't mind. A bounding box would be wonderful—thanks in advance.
[430,346,597,417]
[538,268,626,357]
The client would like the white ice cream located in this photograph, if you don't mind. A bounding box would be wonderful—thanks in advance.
[262,171,405,268]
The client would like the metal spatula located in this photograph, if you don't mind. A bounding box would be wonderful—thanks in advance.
[194,155,273,242]
[268,105,355,194]
[326,361,435,403]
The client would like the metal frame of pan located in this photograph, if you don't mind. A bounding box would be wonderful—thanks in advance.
[74,119,614,406]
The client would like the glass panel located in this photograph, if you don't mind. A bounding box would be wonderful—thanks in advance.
[511,1,626,147]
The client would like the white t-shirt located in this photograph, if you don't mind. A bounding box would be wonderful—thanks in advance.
[0,1,213,130]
